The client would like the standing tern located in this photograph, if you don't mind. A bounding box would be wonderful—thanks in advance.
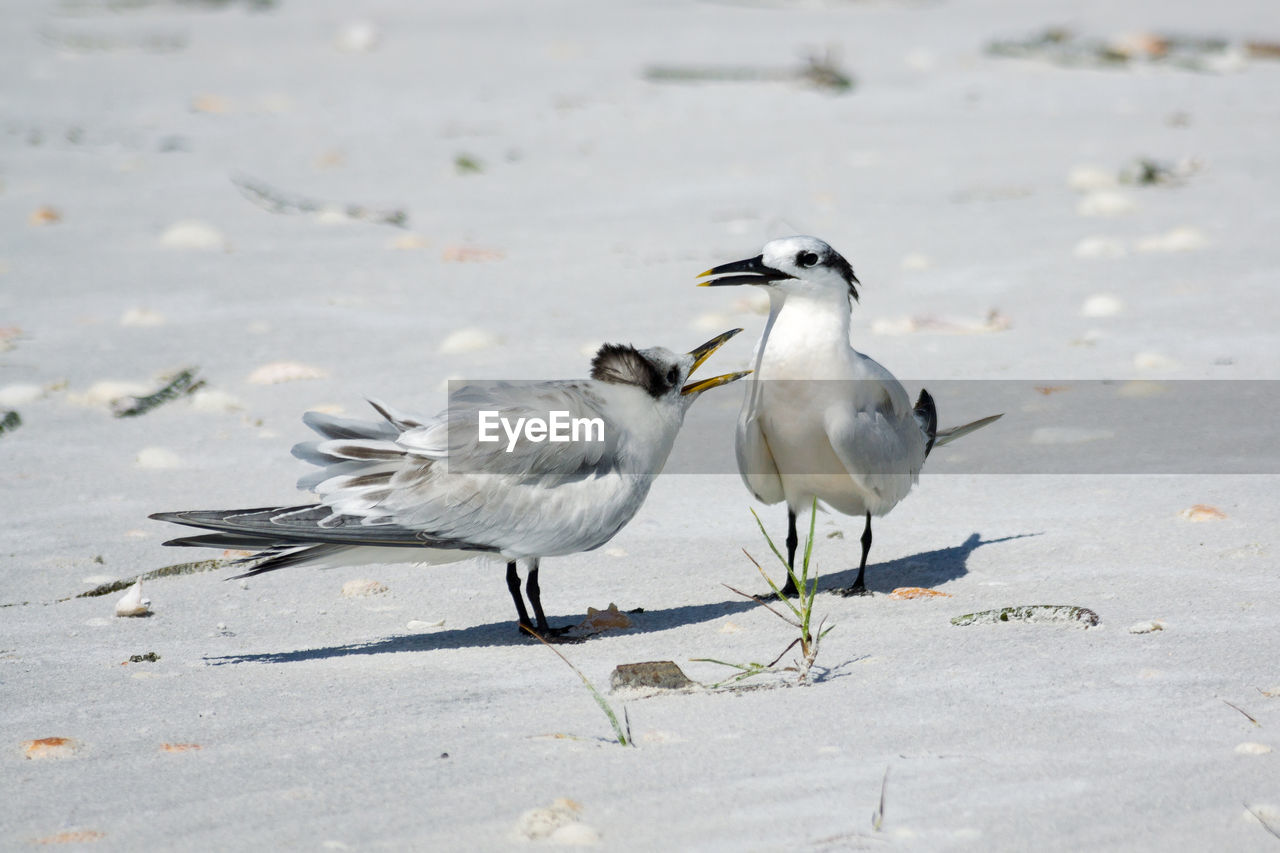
[151,330,749,638]
[699,236,1001,596]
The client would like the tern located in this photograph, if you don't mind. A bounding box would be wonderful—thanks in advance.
[700,236,1001,596]
[151,330,749,638]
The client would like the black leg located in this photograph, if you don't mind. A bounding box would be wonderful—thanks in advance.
[525,560,573,638]
[838,512,873,597]
[779,509,799,598]
[506,561,534,632]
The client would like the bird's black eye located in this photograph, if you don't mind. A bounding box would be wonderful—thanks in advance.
[797,251,820,268]
[666,366,679,386]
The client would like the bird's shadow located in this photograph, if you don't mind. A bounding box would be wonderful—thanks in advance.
[204,531,1037,665]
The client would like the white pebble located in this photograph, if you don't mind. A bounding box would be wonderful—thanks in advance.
[120,308,166,327]
[406,619,446,631]
[247,361,328,385]
[115,579,151,617]
[160,220,227,251]
[900,252,932,271]
[335,20,381,53]
[188,388,244,413]
[0,383,45,406]
[1081,294,1124,317]
[438,328,501,355]
[1128,620,1165,634]
[135,447,183,469]
[67,380,151,409]
[1029,427,1114,445]
[1135,226,1210,253]
[1067,165,1116,192]
[341,578,388,598]
[691,312,732,332]
[1134,351,1178,371]
[1073,236,1127,259]
[548,823,600,845]
[732,291,771,315]
[1235,742,1272,755]
[1076,191,1136,217]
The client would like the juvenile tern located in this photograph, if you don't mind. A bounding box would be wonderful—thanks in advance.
[700,236,1001,595]
[151,330,749,637]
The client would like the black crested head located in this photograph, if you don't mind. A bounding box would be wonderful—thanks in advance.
[590,343,668,398]
[824,249,860,301]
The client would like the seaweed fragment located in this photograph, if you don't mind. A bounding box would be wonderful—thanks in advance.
[111,368,204,417]
[951,605,1099,627]
[645,50,853,94]
[0,410,20,436]
[232,173,408,227]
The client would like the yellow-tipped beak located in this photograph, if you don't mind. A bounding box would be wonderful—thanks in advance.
[681,328,748,396]
[681,369,751,396]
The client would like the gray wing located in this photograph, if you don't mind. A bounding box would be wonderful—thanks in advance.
[822,378,926,512]
[735,383,785,504]
[290,383,640,555]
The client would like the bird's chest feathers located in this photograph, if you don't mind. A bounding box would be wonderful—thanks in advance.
[756,298,852,381]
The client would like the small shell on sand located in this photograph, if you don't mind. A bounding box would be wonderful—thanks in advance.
[1134,351,1178,371]
[733,291,771,315]
[161,743,202,752]
[341,579,387,597]
[135,447,183,470]
[871,310,1009,336]
[1067,165,1117,192]
[68,380,152,409]
[29,206,62,226]
[1076,191,1136,217]
[160,220,227,251]
[1081,294,1124,317]
[32,830,105,844]
[120,308,166,327]
[188,388,244,412]
[191,94,233,114]
[1235,742,1272,755]
[578,603,633,631]
[889,587,953,600]
[1136,226,1210,253]
[719,621,741,633]
[1260,686,1280,698]
[441,245,504,263]
[406,619,445,631]
[1180,504,1226,522]
[115,579,151,616]
[1030,427,1114,444]
[23,737,80,759]
[247,361,328,384]
[1074,236,1127,259]
[513,799,598,844]
[389,233,428,250]
[0,383,45,406]
[438,327,501,354]
[335,20,381,53]
[691,312,732,332]
[900,252,933,271]
[1128,620,1165,634]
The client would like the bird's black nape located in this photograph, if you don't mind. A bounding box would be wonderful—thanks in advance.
[590,343,667,397]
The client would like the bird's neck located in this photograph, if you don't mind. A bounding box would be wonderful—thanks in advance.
[754,290,853,378]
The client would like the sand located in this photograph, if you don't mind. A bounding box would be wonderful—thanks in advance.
[2,0,1278,848]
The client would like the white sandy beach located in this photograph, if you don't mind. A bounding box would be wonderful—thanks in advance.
[2,0,1278,848]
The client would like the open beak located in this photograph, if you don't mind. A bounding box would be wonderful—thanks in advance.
[697,255,795,288]
[681,328,751,396]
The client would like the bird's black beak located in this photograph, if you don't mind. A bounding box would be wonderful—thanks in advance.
[697,255,795,287]
[682,328,750,396]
